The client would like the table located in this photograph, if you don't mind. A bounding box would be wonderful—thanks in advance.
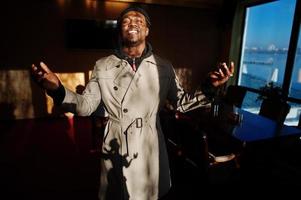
[228,108,301,142]
[188,105,301,182]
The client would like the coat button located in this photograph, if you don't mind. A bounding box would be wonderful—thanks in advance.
[123,108,128,113]
[113,86,118,90]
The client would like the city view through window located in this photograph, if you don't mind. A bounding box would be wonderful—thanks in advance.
[238,0,301,125]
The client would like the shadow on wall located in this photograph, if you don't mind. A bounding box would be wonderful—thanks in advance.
[0,102,16,120]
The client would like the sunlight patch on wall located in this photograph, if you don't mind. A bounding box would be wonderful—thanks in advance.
[89,70,92,79]
[0,70,34,120]
[46,72,85,115]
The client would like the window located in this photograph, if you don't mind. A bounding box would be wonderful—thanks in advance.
[289,29,301,99]
[232,0,301,125]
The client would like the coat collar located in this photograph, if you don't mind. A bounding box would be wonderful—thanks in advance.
[105,53,167,72]
[105,55,126,70]
[105,54,158,70]
[113,42,153,60]
[144,54,157,65]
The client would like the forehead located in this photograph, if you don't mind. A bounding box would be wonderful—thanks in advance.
[122,11,146,21]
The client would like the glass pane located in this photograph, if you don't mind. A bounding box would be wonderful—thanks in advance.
[288,29,301,126]
[241,90,261,113]
[289,29,301,99]
[239,0,296,112]
[285,102,301,125]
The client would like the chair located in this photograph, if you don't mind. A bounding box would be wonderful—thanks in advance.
[201,130,242,183]
[223,85,247,108]
[162,110,241,183]
[259,99,290,124]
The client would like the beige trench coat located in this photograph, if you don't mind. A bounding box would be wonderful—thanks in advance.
[62,54,211,200]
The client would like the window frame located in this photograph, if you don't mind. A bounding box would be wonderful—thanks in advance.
[229,0,301,104]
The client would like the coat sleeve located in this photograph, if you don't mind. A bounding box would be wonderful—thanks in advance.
[167,65,216,113]
[61,66,101,116]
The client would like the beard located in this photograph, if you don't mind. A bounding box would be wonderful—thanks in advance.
[122,37,143,47]
[120,31,145,47]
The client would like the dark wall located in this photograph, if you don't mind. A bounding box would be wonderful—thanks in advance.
[0,0,234,119]
[1,0,124,72]
[0,0,232,79]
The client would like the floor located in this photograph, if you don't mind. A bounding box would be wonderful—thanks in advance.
[0,117,100,200]
[1,116,300,199]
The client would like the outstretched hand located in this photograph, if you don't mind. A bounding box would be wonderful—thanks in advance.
[209,62,234,87]
[31,62,60,91]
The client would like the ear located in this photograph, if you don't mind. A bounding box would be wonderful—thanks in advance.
[145,27,149,36]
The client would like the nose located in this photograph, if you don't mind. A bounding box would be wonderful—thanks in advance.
[128,19,138,27]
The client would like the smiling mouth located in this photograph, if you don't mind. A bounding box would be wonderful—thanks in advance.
[128,30,138,34]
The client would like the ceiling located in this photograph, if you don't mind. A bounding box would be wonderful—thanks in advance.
[104,0,225,9]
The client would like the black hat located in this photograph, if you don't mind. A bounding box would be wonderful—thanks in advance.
[117,5,151,27]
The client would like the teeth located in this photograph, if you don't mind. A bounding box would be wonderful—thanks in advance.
[129,30,137,34]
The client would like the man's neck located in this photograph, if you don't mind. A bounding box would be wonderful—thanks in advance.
[122,42,146,58]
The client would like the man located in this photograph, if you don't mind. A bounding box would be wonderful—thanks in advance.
[31,5,234,200]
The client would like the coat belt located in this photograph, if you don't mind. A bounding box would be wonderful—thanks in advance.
[108,116,156,157]
[108,116,155,129]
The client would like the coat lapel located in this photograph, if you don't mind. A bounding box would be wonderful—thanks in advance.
[112,58,136,103]
[110,55,158,105]
[122,55,158,105]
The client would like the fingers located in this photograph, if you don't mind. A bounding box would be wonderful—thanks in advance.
[31,62,51,74]
[31,64,38,72]
[219,66,225,77]
[217,62,234,77]
[211,63,226,80]
[31,64,42,82]
[210,61,235,87]
[31,62,60,90]
[219,62,231,77]
[209,71,220,79]
[40,62,51,74]
[229,61,235,75]
[31,62,49,83]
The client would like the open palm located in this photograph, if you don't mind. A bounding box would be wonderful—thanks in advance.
[209,62,234,87]
[31,62,60,91]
